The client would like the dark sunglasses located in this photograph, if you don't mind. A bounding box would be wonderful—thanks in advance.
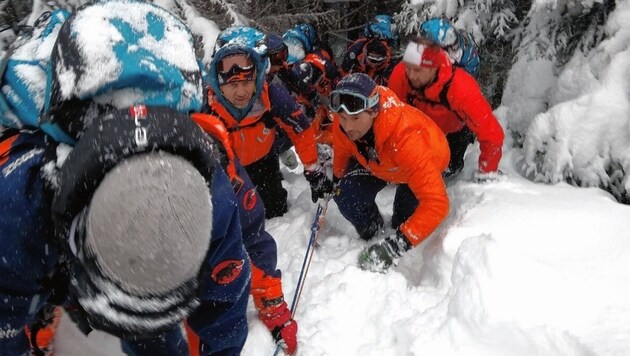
[219,55,254,74]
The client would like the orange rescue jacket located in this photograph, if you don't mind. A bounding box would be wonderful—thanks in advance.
[332,86,450,246]
[388,62,504,173]
[205,83,319,167]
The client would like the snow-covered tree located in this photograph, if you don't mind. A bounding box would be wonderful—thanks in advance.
[505,0,615,146]
[505,0,628,203]
[396,0,629,203]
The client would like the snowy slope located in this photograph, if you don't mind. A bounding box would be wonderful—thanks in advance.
[56,146,630,355]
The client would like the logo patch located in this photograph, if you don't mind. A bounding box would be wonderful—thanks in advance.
[129,105,148,148]
[211,259,245,285]
[243,188,257,210]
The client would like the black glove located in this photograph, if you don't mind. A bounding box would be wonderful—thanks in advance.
[304,165,334,203]
[358,231,412,273]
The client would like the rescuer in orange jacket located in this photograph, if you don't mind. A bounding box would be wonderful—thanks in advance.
[292,50,339,147]
[204,27,333,218]
[328,73,451,273]
[388,38,504,180]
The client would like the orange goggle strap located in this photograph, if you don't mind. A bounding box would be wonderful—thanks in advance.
[184,321,200,356]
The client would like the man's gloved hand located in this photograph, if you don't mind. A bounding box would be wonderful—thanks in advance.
[473,169,504,183]
[304,164,334,203]
[259,302,298,355]
[358,231,412,273]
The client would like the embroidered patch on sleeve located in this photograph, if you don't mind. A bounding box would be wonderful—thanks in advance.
[211,259,245,285]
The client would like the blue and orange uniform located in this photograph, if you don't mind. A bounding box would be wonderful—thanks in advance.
[0,130,57,355]
[204,27,322,218]
[189,113,299,355]
[0,112,253,356]
[332,85,451,245]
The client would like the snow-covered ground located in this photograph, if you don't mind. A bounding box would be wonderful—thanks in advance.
[56,143,630,355]
[51,1,630,355]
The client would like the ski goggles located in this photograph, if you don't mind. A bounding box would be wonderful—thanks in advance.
[366,53,387,66]
[329,90,379,115]
[218,55,256,84]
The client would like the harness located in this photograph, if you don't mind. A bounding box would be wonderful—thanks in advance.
[408,67,454,108]
[406,66,462,123]
[201,94,285,166]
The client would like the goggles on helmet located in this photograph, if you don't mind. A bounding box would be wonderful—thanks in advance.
[366,53,386,66]
[329,90,379,115]
[218,55,255,84]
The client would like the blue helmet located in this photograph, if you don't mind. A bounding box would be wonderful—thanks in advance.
[419,18,458,48]
[364,15,398,43]
[212,26,268,59]
[420,18,480,78]
[282,23,316,64]
[208,26,269,120]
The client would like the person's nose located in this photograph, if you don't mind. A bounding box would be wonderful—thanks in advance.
[235,84,246,95]
[341,115,358,130]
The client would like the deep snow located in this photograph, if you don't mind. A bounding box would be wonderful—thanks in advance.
[56,144,630,355]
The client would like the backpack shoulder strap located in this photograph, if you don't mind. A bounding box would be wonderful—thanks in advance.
[191,113,245,193]
[439,67,456,111]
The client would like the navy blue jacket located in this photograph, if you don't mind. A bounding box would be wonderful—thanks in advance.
[0,130,251,356]
[0,131,57,353]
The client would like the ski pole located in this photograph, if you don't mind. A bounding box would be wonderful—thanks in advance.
[273,196,331,356]
[290,196,330,315]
